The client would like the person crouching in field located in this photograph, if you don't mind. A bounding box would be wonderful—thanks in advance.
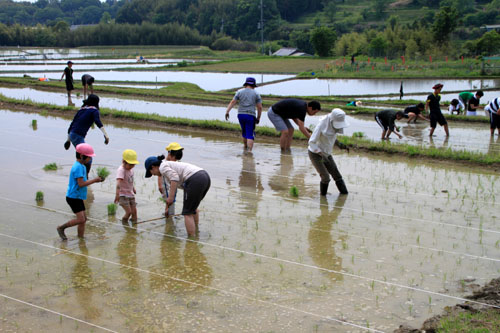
[115,149,139,224]
[308,109,350,196]
[375,109,405,140]
[57,143,103,241]
[404,103,427,123]
[157,142,184,216]
[485,97,500,136]
[145,155,210,237]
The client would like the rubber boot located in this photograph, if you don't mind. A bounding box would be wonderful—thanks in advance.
[320,182,329,196]
[335,179,348,194]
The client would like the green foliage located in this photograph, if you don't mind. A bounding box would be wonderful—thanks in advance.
[310,26,336,57]
[437,309,500,332]
[35,191,44,202]
[96,167,110,180]
[432,5,459,43]
[43,163,58,171]
[289,186,299,197]
[107,203,117,216]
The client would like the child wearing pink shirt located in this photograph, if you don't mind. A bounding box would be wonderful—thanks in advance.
[114,149,139,223]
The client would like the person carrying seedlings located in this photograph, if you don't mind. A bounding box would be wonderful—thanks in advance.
[81,74,95,99]
[64,94,109,175]
[60,60,74,103]
[157,142,183,216]
[57,143,103,241]
[466,92,483,116]
[115,149,139,224]
[267,98,321,152]
[225,77,263,151]
[485,97,500,136]
[458,90,483,115]
[145,155,210,237]
[448,99,462,115]
[308,109,350,196]
[404,103,427,123]
[375,109,406,140]
[426,83,449,137]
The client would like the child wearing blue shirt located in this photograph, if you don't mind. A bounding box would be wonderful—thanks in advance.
[57,143,103,240]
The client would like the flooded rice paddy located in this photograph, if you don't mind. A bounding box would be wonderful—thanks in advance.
[0,86,498,155]
[0,108,499,332]
[0,72,294,92]
[257,78,500,101]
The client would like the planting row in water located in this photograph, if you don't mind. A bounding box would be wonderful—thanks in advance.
[1,93,498,166]
[0,77,492,124]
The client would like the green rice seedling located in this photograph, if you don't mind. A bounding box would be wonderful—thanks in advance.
[107,203,117,215]
[352,131,364,138]
[289,186,299,197]
[43,162,58,171]
[76,92,81,97]
[35,191,44,202]
[97,166,110,180]
[31,119,37,128]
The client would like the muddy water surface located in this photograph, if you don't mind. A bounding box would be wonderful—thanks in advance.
[0,109,499,332]
[0,86,497,155]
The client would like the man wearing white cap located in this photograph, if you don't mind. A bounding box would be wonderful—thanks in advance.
[308,109,350,195]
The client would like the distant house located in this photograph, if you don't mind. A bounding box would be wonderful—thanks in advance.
[481,24,500,32]
[272,47,312,57]
[70,24,98,31]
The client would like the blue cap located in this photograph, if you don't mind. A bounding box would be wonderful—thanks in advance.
[144,156,160,178]
[244,77,257,87]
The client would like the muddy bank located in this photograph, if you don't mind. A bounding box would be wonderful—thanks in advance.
[395,277,500,332]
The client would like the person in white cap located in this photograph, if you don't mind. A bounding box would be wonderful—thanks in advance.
[308,109,350,195]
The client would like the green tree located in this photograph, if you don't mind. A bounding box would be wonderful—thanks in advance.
[372,0,386,19]
[475,31,500,55]
[432,5,458,43]
[100,12,112,24]
[368,35,387,57]
[310,26,336,57]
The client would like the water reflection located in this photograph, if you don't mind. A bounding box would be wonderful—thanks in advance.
[117,223,141,289]
[149,222,213,292]
[268,152,293,193]
[238,152,264,218]
[65,240,101,320]
[488,136,500,155]
[308,196,347,282]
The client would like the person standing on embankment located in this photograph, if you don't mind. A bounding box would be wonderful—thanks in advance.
[60,60,74,104]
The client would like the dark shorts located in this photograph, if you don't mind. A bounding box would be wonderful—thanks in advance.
[82,76,94,86]
[65,80,74,91]
[182,170,210,215]
[66,197,85,213]
[491,112,500,130]
[238,114,256,140]
[430,112,447,128]
[374,114,391,131]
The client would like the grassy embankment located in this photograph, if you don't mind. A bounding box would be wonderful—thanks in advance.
[1,93,498,166]
[0,77,491,124]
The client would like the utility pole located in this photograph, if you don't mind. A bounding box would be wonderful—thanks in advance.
[259,0,264,54]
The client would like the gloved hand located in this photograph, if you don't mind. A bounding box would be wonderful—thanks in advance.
[104,136,109,145]
[64,140,71,150]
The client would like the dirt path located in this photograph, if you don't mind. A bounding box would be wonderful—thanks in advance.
[395,278,500,332]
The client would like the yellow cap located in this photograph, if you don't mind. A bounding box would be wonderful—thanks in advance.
[165,142,183,151]
[122,149,139,164]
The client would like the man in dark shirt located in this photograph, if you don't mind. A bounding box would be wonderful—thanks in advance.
[267,98,321,151]
[81,74,95,99]
[64,94,110,174]
[404,103,427,123]
[375,109,405,140]
[60,61,74,104]
[467,94,482,116]
[426,83,449,137]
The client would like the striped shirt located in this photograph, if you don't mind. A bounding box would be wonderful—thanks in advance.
[487,98,499,114]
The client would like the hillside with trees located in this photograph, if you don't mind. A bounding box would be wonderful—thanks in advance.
[0,0,499,58]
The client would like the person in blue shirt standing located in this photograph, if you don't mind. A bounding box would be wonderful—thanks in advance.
[64,94,110,175]
[57,143,103,241]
